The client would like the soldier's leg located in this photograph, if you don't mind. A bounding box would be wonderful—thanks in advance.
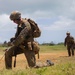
[5,46,17,69]
[67,46,71,56]
[23,50,36,67]
[71,49,74,56]
[71,45,74,56]
[72,50,74,56]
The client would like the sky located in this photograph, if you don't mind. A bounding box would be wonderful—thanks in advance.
[0,0,75,44]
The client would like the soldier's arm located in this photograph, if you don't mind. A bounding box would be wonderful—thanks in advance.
[12,21,31,46]
[64,38,67,46]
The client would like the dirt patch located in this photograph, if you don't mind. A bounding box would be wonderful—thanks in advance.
[0,51,68,70]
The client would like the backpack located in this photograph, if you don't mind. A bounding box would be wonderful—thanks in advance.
[26,18,41,38]
[67,36,74,44]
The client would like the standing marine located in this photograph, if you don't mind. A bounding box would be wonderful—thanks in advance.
[64,32,75,56]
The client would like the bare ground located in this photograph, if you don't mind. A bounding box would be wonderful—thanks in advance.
[0,51,69,70]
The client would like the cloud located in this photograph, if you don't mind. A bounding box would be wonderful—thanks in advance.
[0,14,16,31]
[0,14,16,42]
[0,0,74,20]
[0,14,9,26]
[0,0,75,43]
[42,16,75,31]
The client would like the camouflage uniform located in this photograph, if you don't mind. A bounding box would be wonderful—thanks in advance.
[5,11,39,69]
[64,32,74,56]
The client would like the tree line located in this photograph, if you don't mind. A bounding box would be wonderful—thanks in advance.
[0,41,64,47]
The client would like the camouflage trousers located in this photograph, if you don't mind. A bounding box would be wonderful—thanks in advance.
[67,45,74,56]
[5,46,36,69]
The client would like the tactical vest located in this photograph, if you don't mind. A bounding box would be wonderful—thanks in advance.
[66,36,74,45]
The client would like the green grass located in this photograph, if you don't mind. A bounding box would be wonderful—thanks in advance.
[0,62,75,75]
[0,47,7,55]
[0,46,6,50]
[0,45,75,75]
[39,45,66,53]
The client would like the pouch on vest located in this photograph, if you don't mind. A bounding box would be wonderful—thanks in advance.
[32,41,40,54]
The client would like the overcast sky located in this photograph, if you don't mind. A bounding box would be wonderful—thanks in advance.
[0,0,75,44]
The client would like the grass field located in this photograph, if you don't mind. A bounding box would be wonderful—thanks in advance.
[0,45,75,75]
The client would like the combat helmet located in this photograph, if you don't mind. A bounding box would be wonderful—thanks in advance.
[66,31,70,35]
[10,11,21,20]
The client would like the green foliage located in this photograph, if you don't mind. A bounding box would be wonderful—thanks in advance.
[40,44,66,53]
[0,61,75,75]
[0,46,7,55]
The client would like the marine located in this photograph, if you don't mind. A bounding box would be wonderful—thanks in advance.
[64,32,75,56]
[5,11,40,69]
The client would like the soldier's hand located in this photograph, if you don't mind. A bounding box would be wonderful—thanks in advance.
[10,37,15,42]
[64,44,66,46]
[7,42,13,46]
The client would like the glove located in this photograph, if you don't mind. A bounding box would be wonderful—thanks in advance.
[7,42,14,46]
[10,37,15,42]
[64,44,66,46]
